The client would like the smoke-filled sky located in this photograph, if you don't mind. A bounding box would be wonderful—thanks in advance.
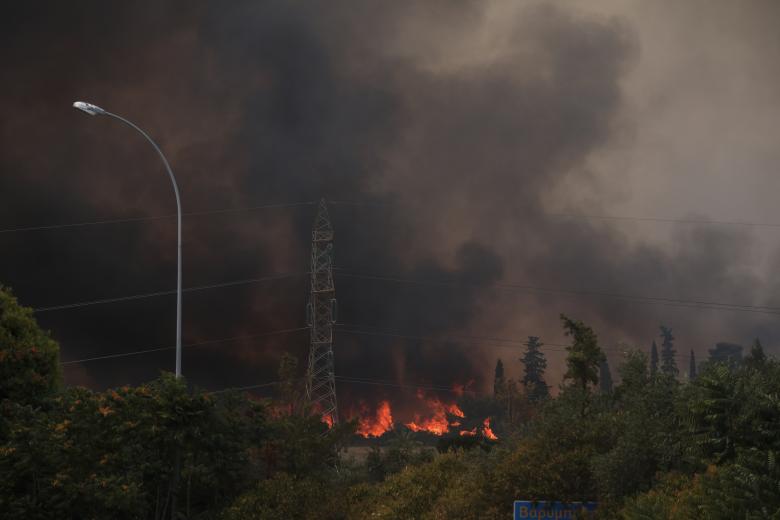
[2,1,780,411]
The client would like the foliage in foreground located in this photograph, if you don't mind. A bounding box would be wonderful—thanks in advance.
[0,286,61,406]
[0,374,355,519]
[1,376,248,518]
[319,352,780,519]
[3,288,780,519]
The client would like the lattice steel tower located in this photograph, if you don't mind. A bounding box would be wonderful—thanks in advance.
[305,199,338,424]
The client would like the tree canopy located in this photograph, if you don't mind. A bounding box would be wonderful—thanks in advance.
[659,325,678,377]
[560,314,605,392]
[1,287,779,518]
[521,336,549,402]
[0,286,61,406]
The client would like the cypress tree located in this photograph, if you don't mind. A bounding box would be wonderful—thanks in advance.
[688,350,697,381]
[650,340,659,377]
[599,358,613,393]
[561,314,605,392]
[659,326,678,377]
[745,338,767,370]
[521,336,549,402]
[493,358,506,398]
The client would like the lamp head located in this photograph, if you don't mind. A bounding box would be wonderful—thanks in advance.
[72,101,106,116]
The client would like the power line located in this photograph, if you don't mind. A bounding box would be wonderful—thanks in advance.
[58,319,684,368]
[208,380,286,395]
[57,317,684,368]
[6,197,779,317]
[335,271,780,316]
[207,375,480,396]
[336,323,686,358]
[334,375,480,395]
[0,201,316,235]
[329,200,780,230]
[336,323,569,348]
[545,212,780,229]
[11,227,779,320]
[34,272,309,313]
[60,326,309,365]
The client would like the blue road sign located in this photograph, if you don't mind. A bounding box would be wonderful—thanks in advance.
[514,500,597,519]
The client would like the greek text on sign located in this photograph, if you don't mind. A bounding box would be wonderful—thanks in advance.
[514,500,597,519]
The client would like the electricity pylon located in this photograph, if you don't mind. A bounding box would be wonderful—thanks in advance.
[305,199,338,425]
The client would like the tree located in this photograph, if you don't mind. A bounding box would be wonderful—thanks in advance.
[521,336,549,402]
[618,349,649,394]
[687,364,756,463]
[503,378,525,424]
[0,370,357,519]
[345,451,485,519]
[278,352,304,416]
[659,326,678,377]
[0,374,253,518]
[493,359,506,398]
[688,350,697,381]
[594,348,692,504]
[744,338,766,370]
[599,358,613,393]
[0,286,61,406]
[650,341,659,378]
[222,473,338,520]
[560,315,605,392]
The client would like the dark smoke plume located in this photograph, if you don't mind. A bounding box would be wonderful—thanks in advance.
[2,1,779,416]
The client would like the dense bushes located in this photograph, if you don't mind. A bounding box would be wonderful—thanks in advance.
[0,286,60,406]
[0,375,255,518]
[221,473,339,520]
[3,287,780,518]
[0,374,356,518]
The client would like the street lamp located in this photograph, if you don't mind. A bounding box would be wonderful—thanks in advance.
[73,101,183,378]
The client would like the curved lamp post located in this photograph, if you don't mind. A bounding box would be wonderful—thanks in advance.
[73,101,183,378]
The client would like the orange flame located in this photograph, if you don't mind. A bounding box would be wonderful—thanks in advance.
[482,417,498,440]
[310,401,335,428]
[343,387,496,440]
[449,403,465,418]
[356,400,394,438]
[406,418,448,435]
[404,393,465,436]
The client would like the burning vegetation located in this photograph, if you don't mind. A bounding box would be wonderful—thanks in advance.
[405,391,464,436]
[355,400,393,438]
[482,418,498,440]
[346,389,499,440]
